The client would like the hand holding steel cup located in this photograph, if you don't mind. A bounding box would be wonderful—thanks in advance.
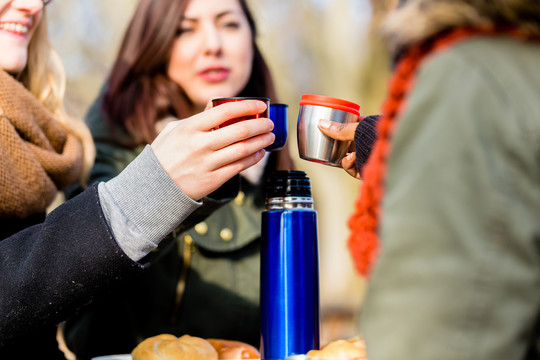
[297,94,360,167]
[318,118,361,178]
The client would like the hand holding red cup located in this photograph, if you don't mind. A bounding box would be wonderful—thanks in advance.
[212,97,270,128]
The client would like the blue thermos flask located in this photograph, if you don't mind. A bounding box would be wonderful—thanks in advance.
[260,170,320,360]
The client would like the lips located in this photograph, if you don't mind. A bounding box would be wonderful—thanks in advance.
[199,67,230,82]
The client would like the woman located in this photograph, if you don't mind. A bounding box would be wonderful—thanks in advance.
[322,0,540,358]
[0,0,274,358]
[63,0,294,358]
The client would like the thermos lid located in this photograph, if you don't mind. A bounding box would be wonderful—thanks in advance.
[266,170,312,198]
[299,94,360,116]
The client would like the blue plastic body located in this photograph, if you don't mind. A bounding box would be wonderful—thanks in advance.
[266,103,288,151]
[260,208,320,360]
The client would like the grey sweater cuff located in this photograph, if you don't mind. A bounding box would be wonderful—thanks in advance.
[97,145,201,261]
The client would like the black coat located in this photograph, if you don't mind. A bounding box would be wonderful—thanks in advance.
[0,184,146,358]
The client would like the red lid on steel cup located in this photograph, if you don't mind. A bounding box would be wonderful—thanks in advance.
[299,94,360,116]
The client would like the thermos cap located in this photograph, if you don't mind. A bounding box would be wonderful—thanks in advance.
[299,94,360,116]
[266,170,312,198]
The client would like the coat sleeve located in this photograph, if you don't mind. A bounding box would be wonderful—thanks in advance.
[360,40,540,360]
[354,114,379,176]
[0,183,146,347]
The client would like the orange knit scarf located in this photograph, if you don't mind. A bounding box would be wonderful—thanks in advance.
[348,27,535,277]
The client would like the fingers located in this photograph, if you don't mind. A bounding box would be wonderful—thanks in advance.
[210,117,274,150]
[181,149,268,200]
[210,148,268,186]
[175,133,273,200]
[341,152,362,180]
[318,118,360,141]
[211,131,275,169]
[197,100,268,130]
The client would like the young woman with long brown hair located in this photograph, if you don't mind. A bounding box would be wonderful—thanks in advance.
[63,0,294,358]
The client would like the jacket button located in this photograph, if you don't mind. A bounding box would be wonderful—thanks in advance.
[220,228,233,242]
[234,191,245,205]
[194,222,208,235]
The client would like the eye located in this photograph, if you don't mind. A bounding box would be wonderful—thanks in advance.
[222,21,240,29]
[176,27,194,36]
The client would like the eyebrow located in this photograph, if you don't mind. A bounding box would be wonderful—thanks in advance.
[182,10,237,22]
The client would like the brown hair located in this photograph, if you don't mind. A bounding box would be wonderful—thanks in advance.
[102,0,276,145]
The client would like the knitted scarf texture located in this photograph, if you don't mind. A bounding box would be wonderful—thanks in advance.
[0,70,83,219]
[347,27,534,277]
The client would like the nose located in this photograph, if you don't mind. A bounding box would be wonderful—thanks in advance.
[202,25,222,56]
[10,0,43,14]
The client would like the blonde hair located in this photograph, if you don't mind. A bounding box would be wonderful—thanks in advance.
[19,10,95,186]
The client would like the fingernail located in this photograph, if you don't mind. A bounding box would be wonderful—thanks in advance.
[347,152,354,160]
[319,119,330,129]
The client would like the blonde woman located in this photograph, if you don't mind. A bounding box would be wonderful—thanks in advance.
[0,0,274,358]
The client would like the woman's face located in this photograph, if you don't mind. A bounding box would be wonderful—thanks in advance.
[0,0,43,73]
[168,0,254,111]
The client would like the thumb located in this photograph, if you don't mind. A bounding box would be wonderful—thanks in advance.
[318,118,360,141]
[206,95,229,111]
[204,99,214,111]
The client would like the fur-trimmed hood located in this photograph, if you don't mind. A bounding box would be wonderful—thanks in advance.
[382,0,540,53]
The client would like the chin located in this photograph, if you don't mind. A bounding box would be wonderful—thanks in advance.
[208,84,244,99]
[191,85,244,109]
[1,63,26,75]
[0,55,27,74]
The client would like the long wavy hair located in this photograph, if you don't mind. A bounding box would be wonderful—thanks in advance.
[19,9,95,184]
[102,0,276,145]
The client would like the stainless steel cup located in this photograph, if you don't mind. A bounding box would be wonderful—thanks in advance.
[297,94,360,167]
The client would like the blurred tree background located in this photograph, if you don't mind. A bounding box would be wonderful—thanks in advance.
[47,0,393,345]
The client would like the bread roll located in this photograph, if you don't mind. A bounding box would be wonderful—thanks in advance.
[132,334,218,360]
[206,339,260,359]
[306,336,367,360]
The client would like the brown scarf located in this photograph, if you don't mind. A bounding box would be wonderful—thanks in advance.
[0,70,83,219]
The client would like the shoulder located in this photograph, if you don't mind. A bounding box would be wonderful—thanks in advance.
[407,36,540,139]
[387,35,540,195]
[419,36,540,106]
[85,85,134,145]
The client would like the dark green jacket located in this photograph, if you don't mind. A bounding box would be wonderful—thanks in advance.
[64,96,277,359]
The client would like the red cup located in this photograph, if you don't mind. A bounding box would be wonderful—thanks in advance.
[212,97,270,128]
